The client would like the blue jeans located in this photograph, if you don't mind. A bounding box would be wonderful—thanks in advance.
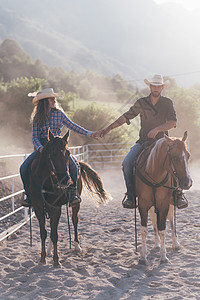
[20,150,38,193]
[20,151,78,194]
[122,143,142,191]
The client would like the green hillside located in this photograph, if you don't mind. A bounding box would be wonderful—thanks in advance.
[0,38,199,161]
[0,6,141,83]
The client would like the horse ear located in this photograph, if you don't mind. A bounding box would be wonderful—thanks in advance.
[164,134,174,146]
[48,128,54,141]
[182,131,187,142]
[63,130,70,143]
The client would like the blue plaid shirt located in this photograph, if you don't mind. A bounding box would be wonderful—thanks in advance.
[32,109,93,150]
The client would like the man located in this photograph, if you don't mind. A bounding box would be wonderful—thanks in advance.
[94,74,188,209]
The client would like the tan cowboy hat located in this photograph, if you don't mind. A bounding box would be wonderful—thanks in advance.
[144,74,169,88]
[28,88,62,105]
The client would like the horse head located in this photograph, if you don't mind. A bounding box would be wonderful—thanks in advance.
[165,131,192,190]
[44,129,70,185]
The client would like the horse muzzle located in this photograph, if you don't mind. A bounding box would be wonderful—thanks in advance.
[179,176,192,190]
[57,173,69,186]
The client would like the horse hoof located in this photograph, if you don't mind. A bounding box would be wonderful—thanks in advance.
[54,262,61,268]
[172,243,181,251]
[74,241,82,253]
[160,257,170,264]
[138,258,148,265]
[39,259,46,264]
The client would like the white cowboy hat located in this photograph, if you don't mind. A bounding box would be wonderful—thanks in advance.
[144,74,169,88]
[28,88,62,105]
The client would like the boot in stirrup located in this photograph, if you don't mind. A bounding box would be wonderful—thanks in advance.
[122,184,137,209]
[68,186,81,207]
[21,194,31,207]
[174,190,188,209]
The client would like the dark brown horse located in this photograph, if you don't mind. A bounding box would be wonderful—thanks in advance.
[136,132,192,264]
[29,129,110,266]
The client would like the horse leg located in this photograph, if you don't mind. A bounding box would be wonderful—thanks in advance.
[139,206,149,265]
[149,206,160,248]
[36,213,47,264]
[157,208,170,263]
[50,209,61,267]
[46,238,53,256]
[168,204,180,250]
[72,204,82,253]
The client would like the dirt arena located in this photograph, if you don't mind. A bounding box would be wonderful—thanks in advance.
[0,167,199,299]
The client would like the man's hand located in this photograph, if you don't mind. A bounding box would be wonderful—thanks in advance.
[91,131,101,140]
[147,128,159,139]
[91,127,110,139]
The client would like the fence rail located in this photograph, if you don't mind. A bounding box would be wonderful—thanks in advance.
[0,142,131,243]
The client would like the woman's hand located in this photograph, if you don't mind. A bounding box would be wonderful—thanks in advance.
[91,131,102,140]
[91,127,110,139]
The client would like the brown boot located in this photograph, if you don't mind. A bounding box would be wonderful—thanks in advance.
[175,191,188,209]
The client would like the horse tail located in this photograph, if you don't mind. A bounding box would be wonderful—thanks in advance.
[79,161,112,205]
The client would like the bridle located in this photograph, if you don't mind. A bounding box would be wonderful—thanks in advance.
[47,152,69,186]
[39,147,71,214]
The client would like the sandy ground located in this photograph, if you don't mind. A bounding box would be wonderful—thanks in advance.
[0,167,200,300]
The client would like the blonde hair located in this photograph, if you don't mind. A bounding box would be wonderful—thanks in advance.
[30,98,63,128]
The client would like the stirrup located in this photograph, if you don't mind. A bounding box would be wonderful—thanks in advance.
[122,193,137,209]
[68,187,81,207]
[176,193,188,209]
[21,195,31,207]
[174,190,188,209]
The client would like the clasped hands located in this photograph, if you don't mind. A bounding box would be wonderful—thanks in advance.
[91,127,109,140]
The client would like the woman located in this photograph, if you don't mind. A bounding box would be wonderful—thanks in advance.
[20,88,95,207]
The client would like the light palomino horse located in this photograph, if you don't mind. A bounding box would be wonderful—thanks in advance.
[136,132,192,264]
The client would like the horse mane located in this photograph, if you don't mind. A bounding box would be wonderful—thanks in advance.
[145,138,167,171]
[32,140,53,175]
[146,136,190,172]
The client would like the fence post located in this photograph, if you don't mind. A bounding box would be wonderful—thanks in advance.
[23,154,27,221]
[11,177,15,211]
[86,144,89,164]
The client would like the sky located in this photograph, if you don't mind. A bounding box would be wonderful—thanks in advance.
[0,0,200,86]
[154,0,200,10]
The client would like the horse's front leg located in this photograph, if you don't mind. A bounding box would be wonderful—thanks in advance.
[168,204,180,250]
[36,213,47,264]
[158,230,169,263]
[157,208,170,263]
[50,208,61,267]
[72,204,82,253]
[149,206,160,248]
[139,206,148,265]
